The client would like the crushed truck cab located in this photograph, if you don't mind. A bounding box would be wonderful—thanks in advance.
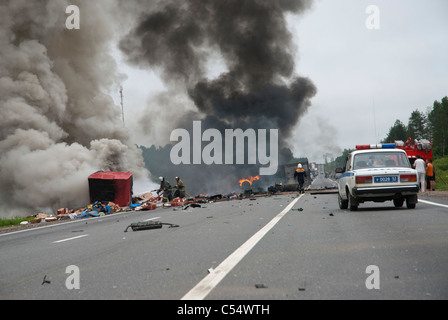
[336,147,419,211]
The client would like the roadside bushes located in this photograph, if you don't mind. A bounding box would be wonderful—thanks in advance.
[434,156,448,190]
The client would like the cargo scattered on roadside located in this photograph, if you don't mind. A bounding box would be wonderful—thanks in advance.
[6,169,339,233]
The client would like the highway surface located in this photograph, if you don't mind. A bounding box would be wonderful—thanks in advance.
[1,190,447,300]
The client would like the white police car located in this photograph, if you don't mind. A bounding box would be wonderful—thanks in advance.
[335,144,419,211]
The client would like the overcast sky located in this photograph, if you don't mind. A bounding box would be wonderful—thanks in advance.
[113,0,448,163]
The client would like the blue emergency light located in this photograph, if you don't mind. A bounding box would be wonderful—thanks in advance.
[356,143,396,150]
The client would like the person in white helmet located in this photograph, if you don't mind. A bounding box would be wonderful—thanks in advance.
[173,176,186,198]
[157,177,173,201]
[294,163,307,193]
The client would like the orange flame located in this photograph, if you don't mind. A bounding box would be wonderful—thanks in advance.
[238,175,260,187]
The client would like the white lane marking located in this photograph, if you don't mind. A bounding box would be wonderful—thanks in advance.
[181,194,303,300]
[52,234,88,243]
[419,199,448,209]
[143,216,161,222]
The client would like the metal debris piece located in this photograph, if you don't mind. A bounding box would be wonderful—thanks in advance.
[182,203,202,210]
[255,284,268,289]
[41,275,51,285]
[124,221,179,232]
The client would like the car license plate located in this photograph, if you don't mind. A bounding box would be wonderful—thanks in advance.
[374,176,398,183]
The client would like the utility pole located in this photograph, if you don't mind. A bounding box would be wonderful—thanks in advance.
[120,86,125,127]
[372,96,378,143]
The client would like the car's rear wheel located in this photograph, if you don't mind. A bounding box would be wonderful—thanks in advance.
[406,195,417,209]
[393,198,404,208]
[406,199,416,209]
[348,193,358,211]
[338,192,348,209]
[406,202,416,209]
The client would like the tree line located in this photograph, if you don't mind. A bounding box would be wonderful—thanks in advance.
[331,96,448,169]
[382,96,448,158]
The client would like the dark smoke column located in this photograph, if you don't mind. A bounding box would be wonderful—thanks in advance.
[121,0,317,193]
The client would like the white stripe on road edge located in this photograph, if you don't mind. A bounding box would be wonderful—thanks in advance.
[181,194,303,300]
[52,234,88,243]
[419,199,448,209]
[143,216,161,222]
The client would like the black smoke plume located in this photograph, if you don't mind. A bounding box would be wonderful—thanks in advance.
[121,0,317,194]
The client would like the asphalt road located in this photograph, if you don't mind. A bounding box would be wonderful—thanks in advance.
[1,191,447,300]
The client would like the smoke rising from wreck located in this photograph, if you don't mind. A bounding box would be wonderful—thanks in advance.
[120,0,317,194]
[0,1,151,218]
[0,0,318,217]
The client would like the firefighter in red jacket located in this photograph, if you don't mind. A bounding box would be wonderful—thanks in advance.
[294,164,307,193]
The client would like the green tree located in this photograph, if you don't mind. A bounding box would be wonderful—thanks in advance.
[428,97,448,157]
[382,119,408,143]
[407,109,428,140]
[334,148,352,168]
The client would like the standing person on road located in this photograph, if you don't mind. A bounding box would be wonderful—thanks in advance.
[294,163,307,194]
[426,159,435,191]
[174,176,186,198]
[413,155,426,192]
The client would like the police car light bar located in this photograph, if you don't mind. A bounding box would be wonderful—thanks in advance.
[356,143,396,150]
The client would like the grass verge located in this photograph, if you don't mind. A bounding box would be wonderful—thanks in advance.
[0,217,34,228]
[434,156,448,190]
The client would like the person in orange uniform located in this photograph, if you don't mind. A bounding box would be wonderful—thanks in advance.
[426,159,435,191]
[294,163,307,194]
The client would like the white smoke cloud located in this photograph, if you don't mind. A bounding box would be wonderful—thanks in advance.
[0,0,153,217]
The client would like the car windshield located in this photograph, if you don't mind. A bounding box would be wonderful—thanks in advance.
[353,152,411,170]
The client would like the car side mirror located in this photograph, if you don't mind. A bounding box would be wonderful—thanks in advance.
[335,167,344,173]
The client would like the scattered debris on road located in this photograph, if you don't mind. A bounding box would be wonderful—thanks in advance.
[182,203,202,210]
[41,275,51,285]
[124,221,179,232]
[5,168,341,236]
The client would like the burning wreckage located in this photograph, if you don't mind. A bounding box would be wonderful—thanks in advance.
[19,161,338,226]
[1,0,332,231]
